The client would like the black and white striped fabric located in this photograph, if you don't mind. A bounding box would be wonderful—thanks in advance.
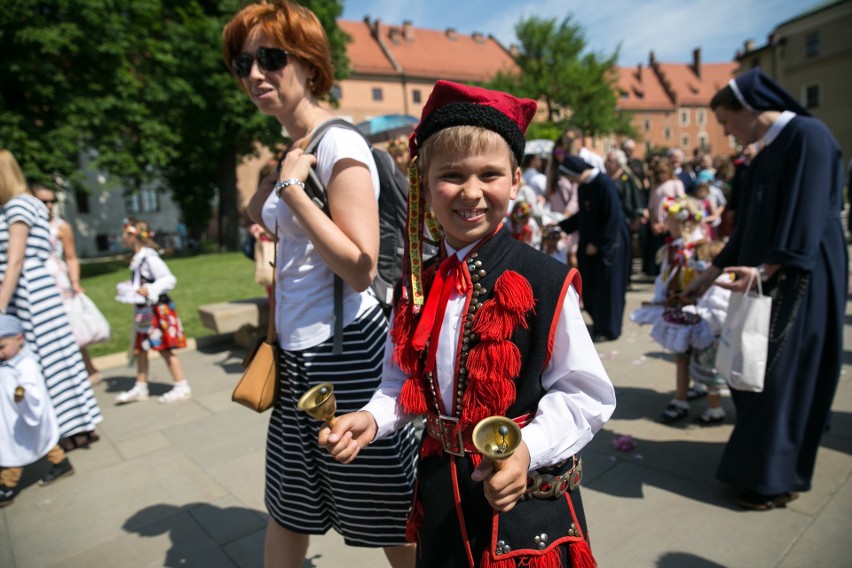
[265,304,418,547]
[0,195,102,438]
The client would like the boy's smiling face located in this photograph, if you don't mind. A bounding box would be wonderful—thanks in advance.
[424,143,521,250]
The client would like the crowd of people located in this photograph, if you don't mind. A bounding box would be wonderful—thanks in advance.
[1,0,846,564]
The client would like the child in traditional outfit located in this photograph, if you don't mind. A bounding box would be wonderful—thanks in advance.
[320,80,616,567]
[629,197,719,423]
[115,218,190,404]
[0,314,74,507]
[508,200,541,247]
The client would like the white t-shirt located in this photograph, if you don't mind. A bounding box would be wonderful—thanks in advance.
[261,124,380,351]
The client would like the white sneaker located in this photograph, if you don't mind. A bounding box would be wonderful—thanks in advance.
[158,386,191,404]
[116,384,149,404]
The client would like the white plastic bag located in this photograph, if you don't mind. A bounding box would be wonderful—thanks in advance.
[715,274,771,392]
[65,293,112,347]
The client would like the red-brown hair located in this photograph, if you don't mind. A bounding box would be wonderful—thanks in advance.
[222,0,334,97]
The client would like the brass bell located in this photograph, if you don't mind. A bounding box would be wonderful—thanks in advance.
[472,416,522,471]
[14,385,25,403]
[297,383,338,425]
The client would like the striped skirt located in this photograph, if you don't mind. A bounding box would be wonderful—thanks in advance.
[265,305,418,547]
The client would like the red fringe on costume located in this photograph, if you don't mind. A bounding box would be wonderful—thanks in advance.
[478,539,596,568]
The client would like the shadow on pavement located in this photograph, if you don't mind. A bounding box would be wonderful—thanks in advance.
[656,551,728,567]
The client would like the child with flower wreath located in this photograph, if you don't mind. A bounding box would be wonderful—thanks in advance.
[507,200,541,247]
[631,197,730,424]
[114,218,190,405]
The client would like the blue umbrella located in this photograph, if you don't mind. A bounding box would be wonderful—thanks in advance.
[355,114,419,143]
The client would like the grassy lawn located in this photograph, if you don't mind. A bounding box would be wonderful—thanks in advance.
[81,252,262,357]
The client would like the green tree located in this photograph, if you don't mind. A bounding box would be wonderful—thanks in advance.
[486,15,635,139]
[0,0,348,249]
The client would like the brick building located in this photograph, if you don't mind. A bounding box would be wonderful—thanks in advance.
[614,49,737,159]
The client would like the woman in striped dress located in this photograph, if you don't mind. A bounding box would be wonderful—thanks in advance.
[224,3,417,567]
[0,150,102,449]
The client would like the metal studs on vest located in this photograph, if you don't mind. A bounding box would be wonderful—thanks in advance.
[533,533,549,550]
[568,523,579,538]
[495,540,511,556]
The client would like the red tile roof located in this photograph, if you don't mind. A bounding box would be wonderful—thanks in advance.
[338,20,398,75]
[656,62,737,106]
[338,19,519,83]
[616,55,736,110]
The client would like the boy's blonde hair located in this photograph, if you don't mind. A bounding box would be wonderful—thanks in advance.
[695,239,725,263]
[418,125,518,176]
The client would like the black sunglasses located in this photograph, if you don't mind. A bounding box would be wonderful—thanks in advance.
[232,48,289,78]
[40,198,57,204]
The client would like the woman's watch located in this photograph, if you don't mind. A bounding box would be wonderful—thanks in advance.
[757,264,770,282]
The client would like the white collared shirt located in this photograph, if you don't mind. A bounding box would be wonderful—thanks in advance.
[762,110,796,148]
[363,241,616,470]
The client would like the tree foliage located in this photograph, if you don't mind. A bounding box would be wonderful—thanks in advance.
[0,0,348,249]
[485,14,635,139]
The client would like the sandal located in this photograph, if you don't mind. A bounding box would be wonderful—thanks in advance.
[695,410,725,426]
[659,403,689,424]
[735,490,799,511]
[686,386,708,401]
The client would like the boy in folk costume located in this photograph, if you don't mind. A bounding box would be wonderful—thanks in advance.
[321,81,616,567]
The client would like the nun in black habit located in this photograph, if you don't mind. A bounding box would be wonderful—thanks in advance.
[683,67,847,510]
[557,155,630,342]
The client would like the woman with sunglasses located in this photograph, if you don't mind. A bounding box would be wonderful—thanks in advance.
[30,182,103,386]
[222,3,417,567]
[0,150,102,451]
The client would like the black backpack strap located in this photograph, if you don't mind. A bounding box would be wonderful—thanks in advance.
[300,118,367,355]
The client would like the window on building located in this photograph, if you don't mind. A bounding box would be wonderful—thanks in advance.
[728,135,736,149]
[372,87,383,102]
[804,83,820,109]
[412,89,421,104]
[679,109,690,126]
[74,189,90,214]
[330,84,342,100]
[681,134,689,148]
[698,133,709,151]
[95,234,110,252]
[125,187,160,215]
[664,127,672,140]
[643,119,651,132]
[806,32,820,58]
[697,110,706,125]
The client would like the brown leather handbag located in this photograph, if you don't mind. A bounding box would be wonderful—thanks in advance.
[232,232,279,412]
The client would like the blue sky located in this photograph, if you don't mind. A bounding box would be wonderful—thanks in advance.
[341,0,822,66]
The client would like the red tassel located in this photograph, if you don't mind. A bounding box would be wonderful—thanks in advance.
[472,301,522,340]
[406,496,423,543]
[400,375,429,414]
[466,341,522,383]
[420,436,442,458]
[492,271,535,316]
[391,300,419,374]
[569,539,597,568]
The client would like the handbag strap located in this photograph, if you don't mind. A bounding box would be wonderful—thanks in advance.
[266,223,278,342]
[744,268,763,297]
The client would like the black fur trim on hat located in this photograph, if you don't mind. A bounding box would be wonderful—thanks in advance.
[415,102,526,163]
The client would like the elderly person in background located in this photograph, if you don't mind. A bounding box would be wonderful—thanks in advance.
[223,2,417,566]
[0,150,102,451]
[682,67,847,511]
[606,149,645,285]
[667,147,694,193]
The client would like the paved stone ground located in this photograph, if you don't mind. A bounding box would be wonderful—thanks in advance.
[2,275,851,567]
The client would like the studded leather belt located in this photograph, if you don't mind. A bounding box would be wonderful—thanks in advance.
[425,413,532,457]
[522,455,582,500]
